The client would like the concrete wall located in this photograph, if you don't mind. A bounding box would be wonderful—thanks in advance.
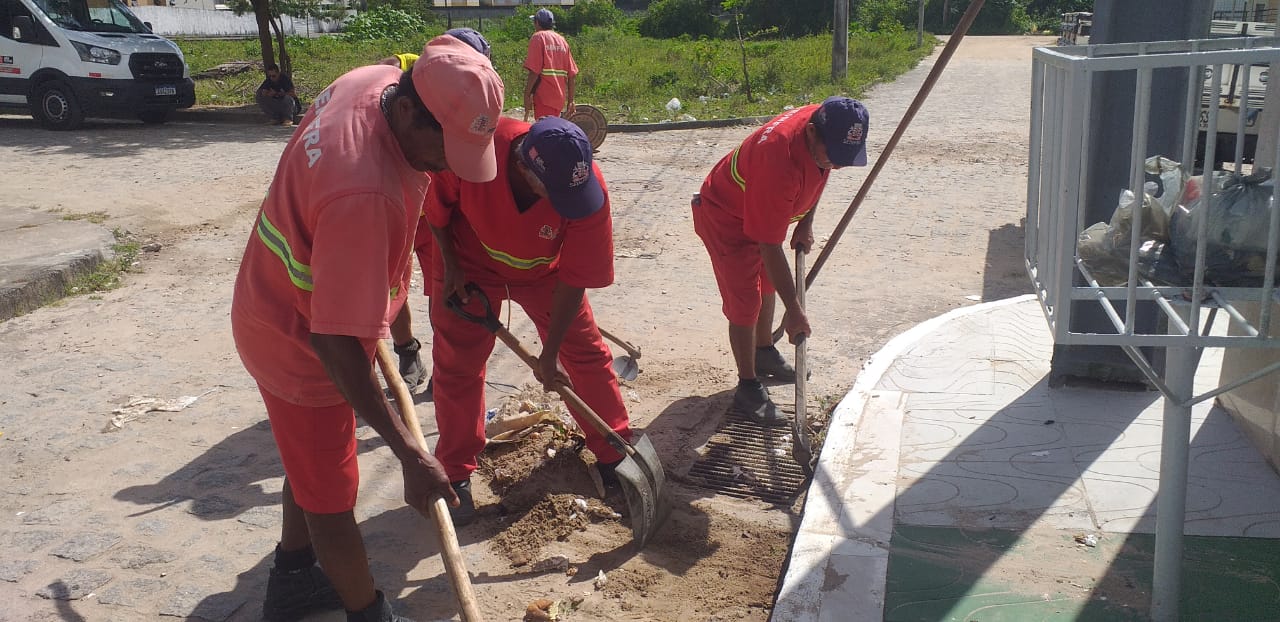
[132,7,342,38]
[1218,303,1280,474]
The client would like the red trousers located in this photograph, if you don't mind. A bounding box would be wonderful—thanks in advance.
[429,278,631,482]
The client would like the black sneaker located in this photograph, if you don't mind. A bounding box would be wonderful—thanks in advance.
[263,564,343,622]
[393,339,427,389]
[754,346,797,382]
[449,480,476,527]
[347,590,414,622]
[731,382,788,427]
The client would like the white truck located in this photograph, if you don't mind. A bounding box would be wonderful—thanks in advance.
[1,0,195,130]
[1197,19,1273,167]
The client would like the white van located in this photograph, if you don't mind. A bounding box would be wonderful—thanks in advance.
[0,0,195,129]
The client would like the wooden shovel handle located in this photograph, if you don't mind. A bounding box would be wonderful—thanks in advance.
[375,341,483,622]
[491,326,636,459]
[445,284,634,459]
[598,326,641,360]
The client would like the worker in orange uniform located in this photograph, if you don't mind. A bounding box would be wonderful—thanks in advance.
[522,8,578,121]
[426,116,632,525]
[693,96,869,426]
[230,35,503,622]
[375,27,493,396]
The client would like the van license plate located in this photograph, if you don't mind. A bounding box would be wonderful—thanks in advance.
[155,86,177,96]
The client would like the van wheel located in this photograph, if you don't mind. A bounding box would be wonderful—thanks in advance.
[32,80,84,131]
[138,111,169,125]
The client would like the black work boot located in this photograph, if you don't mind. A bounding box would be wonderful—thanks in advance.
[393,339,427,388]
[598,458,623,493]
[262,546,343,622]
[449,479,476,527]
[346,590,414,622]
[754,345,797,382]
[731,379,788,427]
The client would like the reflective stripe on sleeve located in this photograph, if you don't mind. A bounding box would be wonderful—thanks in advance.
[255,212,315,291]
[729,146,746,191]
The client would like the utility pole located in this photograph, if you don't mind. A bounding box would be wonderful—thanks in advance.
[832,0,848,82]
[917,0,925,47]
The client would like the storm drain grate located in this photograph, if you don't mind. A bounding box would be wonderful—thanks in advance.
[687,405,810,504]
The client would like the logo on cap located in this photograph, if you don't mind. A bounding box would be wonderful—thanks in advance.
[846,123,864,145]
[469,114,494,136]
[527,146,546,172]
[570,161,589,188]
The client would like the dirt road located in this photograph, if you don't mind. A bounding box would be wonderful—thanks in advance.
[0,36,1049,621]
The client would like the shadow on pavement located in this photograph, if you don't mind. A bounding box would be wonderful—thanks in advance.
[0,115,290,160]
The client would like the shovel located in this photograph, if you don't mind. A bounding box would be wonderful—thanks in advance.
[792,248,814,476]
[375,341,484,622]
[598,326,641,381]
[446,283,669,549]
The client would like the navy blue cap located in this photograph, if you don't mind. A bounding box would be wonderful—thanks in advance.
[532,8,555,28]
[445,27,491,59]
[813,96,869,167]
[520,117,604,220]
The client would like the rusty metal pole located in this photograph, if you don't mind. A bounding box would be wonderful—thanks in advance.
[773,0,987,344]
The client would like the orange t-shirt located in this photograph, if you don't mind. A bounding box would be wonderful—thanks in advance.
[523,30,578,114]
[231,64,428,407]
[425,117,613,289]
[698,105,829,245]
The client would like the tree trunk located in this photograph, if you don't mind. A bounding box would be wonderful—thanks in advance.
[734,11,753,103]
[269,14,291,76]
[250,0,275,68]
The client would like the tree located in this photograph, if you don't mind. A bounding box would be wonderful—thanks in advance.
[227,0,294,75]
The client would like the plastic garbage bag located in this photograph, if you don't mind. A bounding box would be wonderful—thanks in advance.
[1078,156,1190,285]
[1170,167,1279,287]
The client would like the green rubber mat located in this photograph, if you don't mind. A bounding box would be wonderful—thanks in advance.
[883,525,1280,621]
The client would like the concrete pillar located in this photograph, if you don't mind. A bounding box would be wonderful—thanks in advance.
[1049,0,1213,385]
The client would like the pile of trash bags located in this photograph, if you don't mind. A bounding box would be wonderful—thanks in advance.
[1078,155,1279,288]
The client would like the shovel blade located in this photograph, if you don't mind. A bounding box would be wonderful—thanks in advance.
[613,434,669,549]
[611,356,639,381]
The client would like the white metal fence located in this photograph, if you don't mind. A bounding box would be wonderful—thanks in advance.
[1027,37,1280,354]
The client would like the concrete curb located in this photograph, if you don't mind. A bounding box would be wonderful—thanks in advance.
[0,247,113,322]
[771,294,1040,622]
[170,105,775,132]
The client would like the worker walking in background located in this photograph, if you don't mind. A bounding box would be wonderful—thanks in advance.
[692,97,870,426]
[523,8,578,121]
[427,116,633,526]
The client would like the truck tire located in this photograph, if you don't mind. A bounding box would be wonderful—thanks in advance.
[32,80,84,131]
[138,110,169,125]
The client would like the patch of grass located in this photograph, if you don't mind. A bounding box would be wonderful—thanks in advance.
[61,211,108,224]
[177,27,936,123]
[66,229,141,297]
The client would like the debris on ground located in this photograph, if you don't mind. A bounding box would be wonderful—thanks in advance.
[593,569,608,590]
[523,596,581,621]
[104,389,216,432]
[1074,533,1100,547]
[191,61,259,80]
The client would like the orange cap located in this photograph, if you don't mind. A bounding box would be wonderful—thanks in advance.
[413,35,504,183]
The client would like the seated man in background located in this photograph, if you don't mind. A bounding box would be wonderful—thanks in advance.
[255,63,298,127]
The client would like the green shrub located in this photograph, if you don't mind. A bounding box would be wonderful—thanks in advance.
[855,0,912,32]
[638,0,721,39]
[342,6,431,42]
[559,0,625,36]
